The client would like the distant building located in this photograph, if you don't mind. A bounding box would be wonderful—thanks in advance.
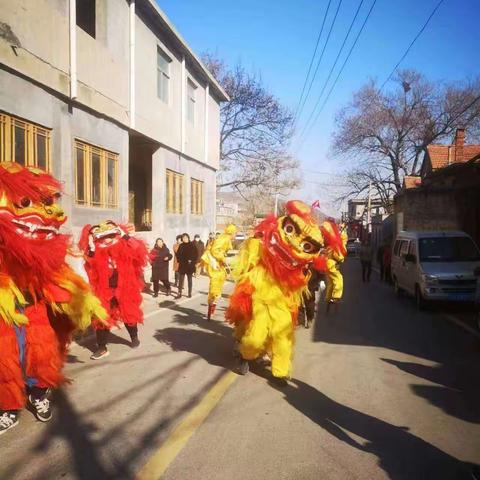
[216,191,250,233]
[0,0,229,251]
[344,197,386,241]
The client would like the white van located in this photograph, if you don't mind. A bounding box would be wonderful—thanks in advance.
[391,231,480,309]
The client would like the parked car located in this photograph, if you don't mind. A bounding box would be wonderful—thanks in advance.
[391,231,480,309]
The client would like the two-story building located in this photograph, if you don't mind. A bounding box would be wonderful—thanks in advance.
[0,0,228,253]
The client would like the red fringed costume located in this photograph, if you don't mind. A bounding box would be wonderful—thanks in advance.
[79,221,148,330]
[0,163,106,413]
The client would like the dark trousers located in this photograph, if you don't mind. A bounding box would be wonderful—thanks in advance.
[384,266,392,284]
[174,271,179,287]
[304,295,316,322]
[361,261,372,282]
[178,273,193,295]
[96,324,138,348]
[153,279,171,294]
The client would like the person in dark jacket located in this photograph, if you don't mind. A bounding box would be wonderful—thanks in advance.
[176,233,197,298]
[193,234,205,276]
[149,238,173,297]
[300,266,323,329]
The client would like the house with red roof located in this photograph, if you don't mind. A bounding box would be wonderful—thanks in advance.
[394,128,480,246]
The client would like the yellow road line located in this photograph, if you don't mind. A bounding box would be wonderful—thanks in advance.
[136,370,237,480]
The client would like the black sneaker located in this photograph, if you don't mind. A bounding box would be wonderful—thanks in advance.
[28,394,52,422]
[0,411,19,435]
[131,337,140,348]
[90,348,110,360]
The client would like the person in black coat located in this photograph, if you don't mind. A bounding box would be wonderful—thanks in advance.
[193,234,205,276]
[176,233,198,298]
[149,238,173,297]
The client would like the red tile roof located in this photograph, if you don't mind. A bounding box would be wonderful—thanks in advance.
[426,144,480,170]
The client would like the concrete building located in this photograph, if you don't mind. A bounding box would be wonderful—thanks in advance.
[0,0,228,253]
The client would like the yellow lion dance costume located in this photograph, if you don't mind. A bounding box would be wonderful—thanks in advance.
[225,200,345,385]
[201,224,237,320]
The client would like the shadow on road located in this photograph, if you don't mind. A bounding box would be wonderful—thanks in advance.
[313,259,480,424]
[154,304,235,370]
[280,378,479,480]
[382,358,480,424]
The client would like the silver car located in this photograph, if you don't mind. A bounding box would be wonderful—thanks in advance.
[391,231,480,309]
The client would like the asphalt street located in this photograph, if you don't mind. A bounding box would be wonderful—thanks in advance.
[1,260,479,480]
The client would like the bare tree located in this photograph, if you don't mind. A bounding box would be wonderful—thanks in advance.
[203,53,300,194]
[333,70,480,208]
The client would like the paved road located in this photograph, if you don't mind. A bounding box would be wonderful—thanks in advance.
[1,260,479,479]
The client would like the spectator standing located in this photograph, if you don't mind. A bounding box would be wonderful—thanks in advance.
[360,240,373,282]
[176,233,197,298]
[193,234,205,276]
[206,232,215,249]
[149,238,173,297]
[172,235,182,287]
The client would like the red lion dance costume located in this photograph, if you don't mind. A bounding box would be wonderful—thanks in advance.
[79,221,148,360]
[226,200,344,386]
[0,162,106,434]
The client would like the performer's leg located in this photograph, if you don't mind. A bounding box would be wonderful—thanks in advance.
[24,309,65,421]
[270,305,295,381]
[239,302,269,361]
[91,328,110,360]
[125,323,140,348]
[0,323,25,416]
[304,296,315,328]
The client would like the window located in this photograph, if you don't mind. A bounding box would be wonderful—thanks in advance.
[419,237,480,263]
[75,140,118,208]
[157,47,171,103]
[186,79,196,124]
[0,113,51,170]
[191,178,204,215]
[77,0,96,38]
[166,169,184,214]
[400,240,410,257]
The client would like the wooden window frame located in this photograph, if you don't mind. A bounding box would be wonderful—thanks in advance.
[0,112,51,170]
[190,178,204,215]
[157,47,171,104]
[75,139,119,209]
[166,169,184,214]
[186,78,197,124]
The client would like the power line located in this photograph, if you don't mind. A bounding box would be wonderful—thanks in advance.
[297,0,366,142]
[295,0,343,125]
[380,0,446,90]
[297,0,378,150]
[294,0,333,123]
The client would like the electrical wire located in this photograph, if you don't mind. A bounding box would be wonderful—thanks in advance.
[296,0,377,150]
[295,0,343,125]
[294,0,333,123]
[380,0,446,90]
[297,0,366,142]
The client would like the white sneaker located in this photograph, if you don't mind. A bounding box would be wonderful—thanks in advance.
[0,411,19,434]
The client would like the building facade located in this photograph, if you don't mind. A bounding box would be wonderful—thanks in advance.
[0,0,228,255]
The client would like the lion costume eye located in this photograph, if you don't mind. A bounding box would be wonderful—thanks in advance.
[301,241,314,253]
[15,197,32,209]
[283,221,295,236]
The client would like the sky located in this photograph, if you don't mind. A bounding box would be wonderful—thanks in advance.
[157,0,480,215]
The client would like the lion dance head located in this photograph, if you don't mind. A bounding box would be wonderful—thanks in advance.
[0,162,68,290]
